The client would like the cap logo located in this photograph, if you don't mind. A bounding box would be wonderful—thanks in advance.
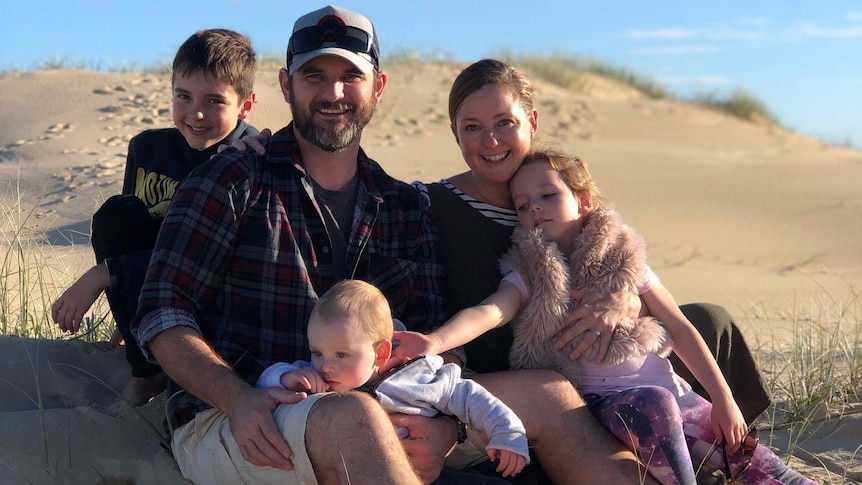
[287,7,379,74]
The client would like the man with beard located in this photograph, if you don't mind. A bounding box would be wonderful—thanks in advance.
[131,6,450,485]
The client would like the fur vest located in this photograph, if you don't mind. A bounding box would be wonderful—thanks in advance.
[500,207,672,381]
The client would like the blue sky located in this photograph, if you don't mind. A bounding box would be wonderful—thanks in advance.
[2,1,860,147]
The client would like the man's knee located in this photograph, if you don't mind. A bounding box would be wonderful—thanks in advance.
[305,393,390,451]
[304,393,397,482]
[308,391,385,424]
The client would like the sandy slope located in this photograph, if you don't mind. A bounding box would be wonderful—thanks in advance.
[1,65,860,483]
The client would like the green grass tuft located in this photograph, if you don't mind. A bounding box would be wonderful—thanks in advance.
[693,89,779,125]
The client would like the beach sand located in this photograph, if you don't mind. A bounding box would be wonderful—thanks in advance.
[1,64,860,483]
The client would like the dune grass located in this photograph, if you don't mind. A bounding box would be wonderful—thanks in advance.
[497,51,670,100]
[742,295,862,483]
[3,190,861,482]
[492,52,785,128]
[1,183,113,342]
[693,88,780,125]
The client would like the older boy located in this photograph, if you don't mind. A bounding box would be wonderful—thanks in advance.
[52,28,258,405]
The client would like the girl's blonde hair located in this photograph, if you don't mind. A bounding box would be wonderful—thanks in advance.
[311,280,393,341]
[518,149,604,211]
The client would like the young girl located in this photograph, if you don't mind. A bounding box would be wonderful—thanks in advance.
[394,150,817,485]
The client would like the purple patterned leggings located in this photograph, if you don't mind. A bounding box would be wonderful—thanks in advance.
[584,387,818,485]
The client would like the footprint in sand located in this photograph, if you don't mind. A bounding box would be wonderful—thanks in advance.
[46,123,73,134]
[98,135,129,148]
[422,108,447,124]
[93,86,128,95]
[38,123,75,140]
[394,117,424,136]
[9,139,34,148]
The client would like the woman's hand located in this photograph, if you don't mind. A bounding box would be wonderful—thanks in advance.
[554,290,641,362]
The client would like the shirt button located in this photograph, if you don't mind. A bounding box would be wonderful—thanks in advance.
[322,246,330,254]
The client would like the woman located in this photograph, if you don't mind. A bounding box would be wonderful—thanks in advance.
[417,59,770,483]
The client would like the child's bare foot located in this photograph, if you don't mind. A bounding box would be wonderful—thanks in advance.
[120,372,167,406]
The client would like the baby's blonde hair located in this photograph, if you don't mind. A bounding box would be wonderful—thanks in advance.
[311,280,393,341]
[518,149,605,211]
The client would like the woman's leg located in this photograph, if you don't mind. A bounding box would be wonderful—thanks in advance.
[675,303,771,423]
[585,387,695,485]
[472,369,659,485]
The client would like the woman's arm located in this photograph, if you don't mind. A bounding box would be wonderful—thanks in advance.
[642,282,748,451]
[554,289,642,361]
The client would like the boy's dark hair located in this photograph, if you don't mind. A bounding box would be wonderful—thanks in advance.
[172,29,256,100]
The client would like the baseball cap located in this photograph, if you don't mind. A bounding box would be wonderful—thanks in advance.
[287,5,379,75]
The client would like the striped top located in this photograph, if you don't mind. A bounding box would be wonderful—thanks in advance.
[412,179,520,227]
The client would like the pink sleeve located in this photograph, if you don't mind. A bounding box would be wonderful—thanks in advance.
[638,265,660,295]
[502,271,530,301]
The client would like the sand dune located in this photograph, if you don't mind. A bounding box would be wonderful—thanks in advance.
[1,65,860,483]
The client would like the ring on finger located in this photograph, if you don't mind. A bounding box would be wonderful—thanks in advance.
[591,329,601,338]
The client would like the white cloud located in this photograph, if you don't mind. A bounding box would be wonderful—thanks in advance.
[657,75,731,87]
[733,16,770,27]
[709,28,764,41]
[629,44,721,56]
[798,24,862,38]
[625,28,698,40]
[624,26,764,42]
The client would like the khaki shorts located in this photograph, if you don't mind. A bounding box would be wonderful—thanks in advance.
[444,424,491,469]
[443,367,492,469]
[172,393,325,485]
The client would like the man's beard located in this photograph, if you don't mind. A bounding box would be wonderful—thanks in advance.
[290,91,376,153]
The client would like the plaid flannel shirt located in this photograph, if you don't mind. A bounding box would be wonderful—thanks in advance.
[132,123,445,428]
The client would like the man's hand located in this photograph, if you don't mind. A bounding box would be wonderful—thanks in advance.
[554,290,641,362]
[225,386,308,470]
[390,413,456,484]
